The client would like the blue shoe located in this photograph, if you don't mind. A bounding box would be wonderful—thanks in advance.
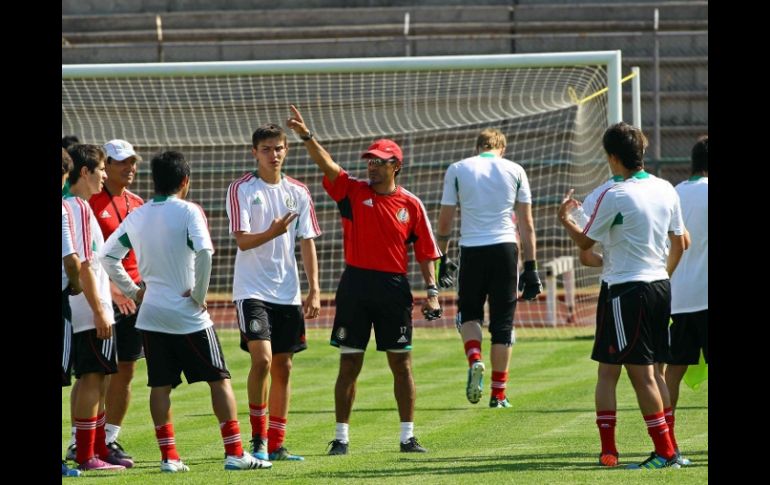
[466,361,485,404]
[268,446,304,461]
[62,461,82,477]
[250,437,268,460]
[489,396,512,408]
[626,452,681,469]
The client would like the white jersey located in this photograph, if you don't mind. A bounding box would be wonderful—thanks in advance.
[670,176,708,313]
[440,152,532,247]
[101,195,215,334]
[226,172,321,304]
[584,171,685,286]
[63,196,114,333]
[578,176,623,281]
[62,202,77,291]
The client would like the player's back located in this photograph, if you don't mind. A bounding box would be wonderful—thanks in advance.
[122,196,203,308]
[603,174,682,283]
[446,154,530,246]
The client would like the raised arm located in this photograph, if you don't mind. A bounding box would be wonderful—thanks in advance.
[286,104,342,182]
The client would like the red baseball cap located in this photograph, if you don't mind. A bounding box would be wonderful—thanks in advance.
[361,139,403,163]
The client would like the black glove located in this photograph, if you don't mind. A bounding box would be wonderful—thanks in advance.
[435,254,458,289]
[518,260,543,301]
[422,306,443,321]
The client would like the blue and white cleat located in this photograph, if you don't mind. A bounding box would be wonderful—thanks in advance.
[626,452,681,469]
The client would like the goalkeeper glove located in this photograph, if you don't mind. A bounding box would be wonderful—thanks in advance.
[518,260,543,301]
[435,254,458,289]
[423,306,443,321]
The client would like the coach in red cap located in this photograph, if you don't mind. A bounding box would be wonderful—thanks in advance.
[287,105,441,456]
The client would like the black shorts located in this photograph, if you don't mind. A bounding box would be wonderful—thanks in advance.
[113,302,144,362]
[62,289,74,387]
[457,243,518,345]
[72,328,118,379]
[235,299,307,355]
[591,280,672,365]
[142,327,231,388]
[331,266,413,352]
[667,309,708,365]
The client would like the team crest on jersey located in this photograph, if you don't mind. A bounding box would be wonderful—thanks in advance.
[336,327,347,341]
[285,195,297,211]
[252,196,262,206]
[395,208,409,223]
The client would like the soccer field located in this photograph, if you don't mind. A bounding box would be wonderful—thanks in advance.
[62,328,708,484]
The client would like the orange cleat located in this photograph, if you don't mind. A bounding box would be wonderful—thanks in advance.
[599,453,619,467]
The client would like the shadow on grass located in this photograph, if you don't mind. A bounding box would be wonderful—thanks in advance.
[313,449,708,478]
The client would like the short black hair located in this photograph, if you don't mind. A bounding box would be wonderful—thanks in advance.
[602,122,648,170]
[62,135,80,150]
[252,124,287,148]
[151,150,190,195]
[691,135,708,174]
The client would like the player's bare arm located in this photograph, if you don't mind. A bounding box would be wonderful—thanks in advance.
[666,232,686,277]
[418,258,441,319]
[79,261,112,340]
[233,211,299,251]
[436,205,456,255]
[300,238,321,319]
[286,104,342,181]
[63,253,83,295]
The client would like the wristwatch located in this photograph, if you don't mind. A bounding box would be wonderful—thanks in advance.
[300,131,314,141]
[427,284,439,298]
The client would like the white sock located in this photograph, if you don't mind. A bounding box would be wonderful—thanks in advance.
[69,427,76,446]
[335,422,349,443]
[400,422,414,443]
[105,423,121,444]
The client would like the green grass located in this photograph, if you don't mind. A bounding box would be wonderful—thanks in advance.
[62,328,708,483]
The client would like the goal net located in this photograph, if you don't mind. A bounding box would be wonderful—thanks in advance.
[62,52,622,338]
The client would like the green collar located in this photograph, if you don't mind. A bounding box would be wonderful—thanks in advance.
[688,175,706,181]
[611,175,624,182]
[478,152,496,158]
[152,195,175,202]
[630,170,650,179]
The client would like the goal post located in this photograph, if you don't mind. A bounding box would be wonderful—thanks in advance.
[63,51,623,336]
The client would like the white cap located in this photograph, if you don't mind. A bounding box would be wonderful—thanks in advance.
[103,139,140,161]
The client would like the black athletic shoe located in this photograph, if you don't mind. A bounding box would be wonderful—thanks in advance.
[400,437,427,453]
[327,439,349,455]
[106,441,133,460]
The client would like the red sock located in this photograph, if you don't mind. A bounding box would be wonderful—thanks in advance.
[94,412,110,458]
[155,423,180,461]
[664,407,679,451]
[491,371,508,400]
[464,340,482,366]
[643,411,675,459]
[220,420,244,457]
[268,416,287,454]
[249,403,267,440]
[596,410,618,455]
[74,416,97,464]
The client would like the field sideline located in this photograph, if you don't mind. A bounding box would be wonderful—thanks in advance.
[62,328,708,484]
